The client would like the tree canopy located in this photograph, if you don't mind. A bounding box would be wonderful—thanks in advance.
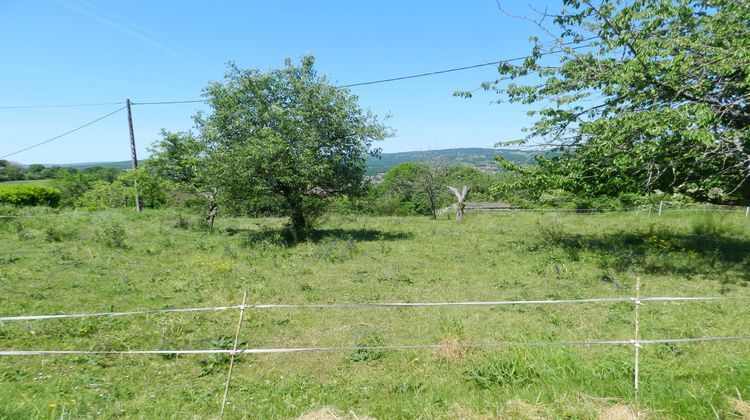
[194,56,390,232]
[472,0,750,203]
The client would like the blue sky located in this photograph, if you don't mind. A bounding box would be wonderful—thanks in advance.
[0,0,560,164]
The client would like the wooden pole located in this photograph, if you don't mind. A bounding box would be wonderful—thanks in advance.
[658,201,663,217]
[126,99,142,212]
[745,206,749,218]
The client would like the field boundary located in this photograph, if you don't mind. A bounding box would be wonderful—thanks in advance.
[2,286,750,417]
[2,201,750,219]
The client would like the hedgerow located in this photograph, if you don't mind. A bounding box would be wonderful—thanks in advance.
[0,185,62,207]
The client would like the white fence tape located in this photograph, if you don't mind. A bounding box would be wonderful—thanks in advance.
[2,336,748,357]
[0,305,244,322]
[2,296,749,322]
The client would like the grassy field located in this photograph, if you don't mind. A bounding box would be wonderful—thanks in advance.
[0,179,53,187]
[0,208,749,418]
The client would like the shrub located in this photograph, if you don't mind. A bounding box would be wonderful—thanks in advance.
[538,189,577,208]
[0,185,61,207]
[77,181,131,210]
[98,223,128,248]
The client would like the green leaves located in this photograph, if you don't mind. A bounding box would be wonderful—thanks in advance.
[481,0,750,203]
[195,56,391,231]
[0,185,61,207]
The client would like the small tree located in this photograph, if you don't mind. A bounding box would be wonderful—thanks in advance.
[148,130,221,227]
[381,162,447,218]
[196,56,390,234]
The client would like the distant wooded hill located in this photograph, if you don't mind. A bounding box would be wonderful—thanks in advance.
[364,148,538,175]
[38,148,540,175]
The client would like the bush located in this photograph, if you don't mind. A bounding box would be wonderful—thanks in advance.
[98,223,128,248]
[77,181,131,210]
[537,189,577,208]
[0,185,61,207]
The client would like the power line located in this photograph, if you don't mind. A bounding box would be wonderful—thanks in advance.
[0,101,125,110]
[340,56,517,88]
[0,46,589,109]
[131,99,207,105]
[0,106,126,160]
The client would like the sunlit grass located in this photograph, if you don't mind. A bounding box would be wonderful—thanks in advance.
[0,208,749,418]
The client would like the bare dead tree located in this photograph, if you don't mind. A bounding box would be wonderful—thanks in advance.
[422,160,447,220]
[203,188,219,229]
[447,186,470,223]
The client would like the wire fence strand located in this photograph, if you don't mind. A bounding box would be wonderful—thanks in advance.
[2,335,749,358]
[2,295,749,322]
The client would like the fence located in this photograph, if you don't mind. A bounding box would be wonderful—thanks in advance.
[2,278,749,418]
[2,201,749,219]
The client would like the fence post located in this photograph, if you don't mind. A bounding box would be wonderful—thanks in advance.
[633,276,642,417]
[745,206,749,218]
[658,201,663,217]
[221,291,248,418]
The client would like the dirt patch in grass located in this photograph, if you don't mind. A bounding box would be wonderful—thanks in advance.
[435,336,467,361]
[596,404,638,420]
[728,397,750,419]
[298,406,375,420]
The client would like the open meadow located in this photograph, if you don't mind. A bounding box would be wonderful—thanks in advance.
[1,208,749,418]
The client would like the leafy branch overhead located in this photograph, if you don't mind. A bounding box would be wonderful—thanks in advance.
[477,0,750,202]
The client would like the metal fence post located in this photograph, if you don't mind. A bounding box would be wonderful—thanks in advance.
[633,276,642,417]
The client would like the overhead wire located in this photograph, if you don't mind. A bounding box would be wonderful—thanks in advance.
[0,101,126,110]
[0,45,590,109]
[0,106,126,160]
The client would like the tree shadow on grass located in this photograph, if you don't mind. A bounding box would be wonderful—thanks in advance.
[235,226,412,247]
[550,228,750,282]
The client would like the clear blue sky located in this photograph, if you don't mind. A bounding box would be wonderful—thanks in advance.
[0,0,559,165]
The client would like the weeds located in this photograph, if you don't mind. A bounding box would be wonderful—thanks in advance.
[691,213,732,236]
[346,332,386,362]
[464,351,540,388]
[537,216,568,245]
[98,223,128,248]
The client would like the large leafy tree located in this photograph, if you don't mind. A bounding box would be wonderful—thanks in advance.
[476,0,750,202]
[195,56,390,232]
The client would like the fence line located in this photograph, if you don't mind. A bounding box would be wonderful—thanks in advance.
[1,203,748,219]
[2,335,749,358]
[2,288,749,417]
[3,295,750,322]
[0,304,244,322]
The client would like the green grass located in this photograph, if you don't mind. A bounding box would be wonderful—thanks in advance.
[0,208,749,418]
[0,179,52,187]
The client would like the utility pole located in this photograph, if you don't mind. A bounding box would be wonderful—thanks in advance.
[126,99,142,212]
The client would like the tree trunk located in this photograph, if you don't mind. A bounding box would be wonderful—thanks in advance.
[447,186,470,223]
[290,207,307,232]
[455,203,465,223]
[205,202,218,229]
